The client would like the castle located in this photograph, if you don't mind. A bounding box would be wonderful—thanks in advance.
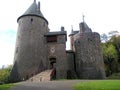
[10,0,106,82]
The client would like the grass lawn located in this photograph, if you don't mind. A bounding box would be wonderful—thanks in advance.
[0,84,14,90]
[74,80,120,90]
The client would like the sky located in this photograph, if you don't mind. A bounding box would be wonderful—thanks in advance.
[0,0,120,67]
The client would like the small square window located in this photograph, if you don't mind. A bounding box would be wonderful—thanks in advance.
[47,36,57,42]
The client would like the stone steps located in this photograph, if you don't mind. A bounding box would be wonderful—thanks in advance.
[27,69,53,82]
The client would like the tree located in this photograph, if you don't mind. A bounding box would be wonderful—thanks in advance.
[108,31,119,37]
[102,43,118,76]
[0,65,12,83]
[110,36,120,54]
[109,36,120,65]
[100,33,108,42]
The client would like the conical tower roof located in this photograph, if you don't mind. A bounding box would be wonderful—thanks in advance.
[17,0,48,24]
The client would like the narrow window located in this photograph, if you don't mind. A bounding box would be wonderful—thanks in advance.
[31,18,33,23]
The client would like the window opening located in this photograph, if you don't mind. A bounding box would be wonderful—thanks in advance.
[47,36,57,42]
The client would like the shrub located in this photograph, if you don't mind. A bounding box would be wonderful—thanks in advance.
[107,73,120,79]
[0,65,12,83]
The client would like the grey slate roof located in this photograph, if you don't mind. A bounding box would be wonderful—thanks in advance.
[45,31,67,36]
[69,30,79,36]
[80,22,92,33]
[17,0,48,24]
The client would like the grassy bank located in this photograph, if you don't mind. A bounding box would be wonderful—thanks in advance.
[0,84,14,90]
[74,80,120,90]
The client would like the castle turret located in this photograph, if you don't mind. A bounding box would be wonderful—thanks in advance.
[74,22,106,79]
[10,0,49,82]
[69,28,74,51]
[69,27,79,51]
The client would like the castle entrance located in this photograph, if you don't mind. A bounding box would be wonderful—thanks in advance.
[50,58,56,69]
[49,58,56,79]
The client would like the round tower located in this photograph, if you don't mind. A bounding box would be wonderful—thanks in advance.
[10,0,49,82]
[74,22,106,79]
[69,29,75,51]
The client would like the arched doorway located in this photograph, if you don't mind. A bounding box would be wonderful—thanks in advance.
[49,58,56,69]
[49,57,56,79]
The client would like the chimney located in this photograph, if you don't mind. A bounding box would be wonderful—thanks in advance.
[61,26,65,31]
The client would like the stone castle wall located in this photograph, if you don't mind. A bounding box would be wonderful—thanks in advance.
[66,51,77,78]
[74,32,106,79]
[10,16,48,81]
[46,35,67,79]
[10,1,106,82]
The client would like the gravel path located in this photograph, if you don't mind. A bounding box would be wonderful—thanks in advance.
[9,80,88,90]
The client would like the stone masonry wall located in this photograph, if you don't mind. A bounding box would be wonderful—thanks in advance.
[10,16,48,82]
[66,51,77,78]
[46,35,67,79]
[74,32,106,79]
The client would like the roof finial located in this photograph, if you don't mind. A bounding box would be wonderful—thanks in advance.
[82,14,85,22]
[38,1,40,9]
[34,0,36,2]
[71,25,74,33]
[37,1,40,14]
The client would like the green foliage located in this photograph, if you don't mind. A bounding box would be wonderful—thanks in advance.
[110,36,120,62]
[0,83,14,90]
[102,43,118,75]
[74,80,120,90]
[110,36,120,53]
[102,43,118,62]
[0,65,12,83]
[101,35,120,76]
[107,73,120,79]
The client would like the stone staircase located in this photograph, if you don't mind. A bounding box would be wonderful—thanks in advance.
[27,69,53,82]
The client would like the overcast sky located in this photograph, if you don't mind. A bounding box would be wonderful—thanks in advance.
[0,0,120,67]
